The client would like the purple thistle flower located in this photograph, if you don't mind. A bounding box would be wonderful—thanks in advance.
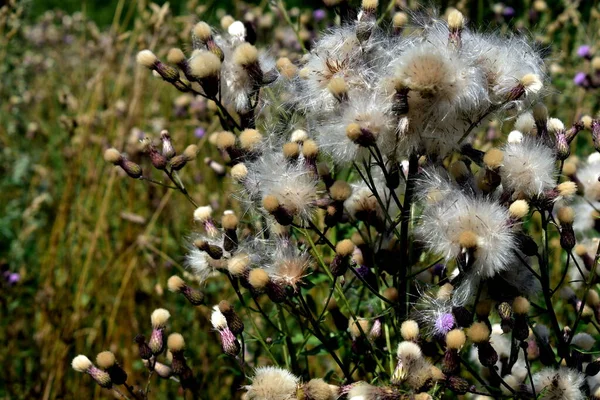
[313,9,326,21]
[194,127,206,138]
[574,72,587,87]
[434,312,455,336]
[7,273,20,285]
[577,45,592,59]
[502,7,515,18]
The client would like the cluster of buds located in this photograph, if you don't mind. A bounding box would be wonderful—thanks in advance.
[144,131,199,172]
[104,130,199,184]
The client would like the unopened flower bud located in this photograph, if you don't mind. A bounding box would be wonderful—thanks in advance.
[134,334,153,360]
[96,351,128,385]
[194,239,223,259]
[218,300,244,335]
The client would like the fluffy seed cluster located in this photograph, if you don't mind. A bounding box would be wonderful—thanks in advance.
[243,366,299,400]
[416,169,516,279]
[286,14,544,163]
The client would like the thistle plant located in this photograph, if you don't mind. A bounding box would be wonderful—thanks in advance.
[72,2,600,400]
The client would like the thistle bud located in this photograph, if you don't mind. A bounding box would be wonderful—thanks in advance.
[330,239,354,276]
[145,141,168,170]
[169,154,188,171]
[220,327,241,356]
[556,132,570,160]
[233,43,263,87]
[160,130,176,159]
[512,297,530,341]
[467,322,498,367]
[96,351,128,385]
[346,123,377,147]
[447,9,464,48]
[446,376,470,394]
[194,239,223,260]
[72,355,112,388]
[189,51,221,98]
[134,334,153,360]
[557,207,576,250]
[167,333,188,375]
[262,195,294,226]
[592,120,600,153]
[167,275,205,305]
[497,302,513,333]
[149,308,170,355]
[221,211,239,252]
[218,300,244,335]
[119,159,143,179]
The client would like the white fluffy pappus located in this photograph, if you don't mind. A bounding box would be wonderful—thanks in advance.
[532,367,586,400]
[315,93,396,163]
[572,201,599,234]
[292,24,391,116]
[264,239,312,292]
[394,42,486,114]
[416,187,516,278]
[211,305,228,330]
[466,33,545,107]
[243,366,299,400]
[499,136,557,198]
[185,237,223,284]
[241,150,319,223]
[577,157,600,203]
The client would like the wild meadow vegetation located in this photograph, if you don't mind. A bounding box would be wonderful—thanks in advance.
[3,0,600,399]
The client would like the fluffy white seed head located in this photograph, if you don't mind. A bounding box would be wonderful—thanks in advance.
[167,333,185,352]
[416,175,516,278]
[520,73,543,95]
[104,148,122,163]
[72,355,93,372]
[532,367,585,400]
[189,51,221,79]
[507,130,524,144]
[547,118,565,133]
[228,254,250,276]
[500,137,557,198]
[291,129,308,143]
[151,308,170,328]
[228,20,246,38]
[233,43,259,67]
[514,113,535,134]
[509,200,530,219]
[243,366,299,400]
[136,50,157,68]
[193,206,213,222]
[400,320,420,341]
[396,341,422,360]
[167,275,186,292]
[231,163,248,181]
[448,9,465,30]
[193,21,212,41]
[211,305,228,330]
[96,351,116,369]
